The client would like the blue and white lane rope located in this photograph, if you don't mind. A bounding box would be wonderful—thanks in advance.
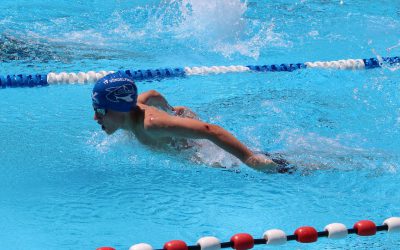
[0,56,399,88]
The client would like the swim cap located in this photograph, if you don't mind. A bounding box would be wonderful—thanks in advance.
[92,71,138,112]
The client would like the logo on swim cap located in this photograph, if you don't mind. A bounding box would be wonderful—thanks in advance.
[92,92,100,105]
[92,71,138,112]
[106,84,136,103]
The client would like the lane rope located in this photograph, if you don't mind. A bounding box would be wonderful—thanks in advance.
[0,56,399,88]
[97,217,400,250]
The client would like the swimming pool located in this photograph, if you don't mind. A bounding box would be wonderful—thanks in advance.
[1,0,400,249]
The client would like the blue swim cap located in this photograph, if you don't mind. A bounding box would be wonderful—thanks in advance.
[92,71,138,112]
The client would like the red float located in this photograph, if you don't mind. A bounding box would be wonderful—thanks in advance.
[294,226,318,243]
[353,220,377,236]
[163,240,188,250]
[96,247,116,250]
[230,233,254,250]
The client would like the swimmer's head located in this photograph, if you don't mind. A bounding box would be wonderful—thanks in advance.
[92,71,138,112]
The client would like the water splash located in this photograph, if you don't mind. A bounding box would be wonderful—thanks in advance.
[278,129,398,174]
[171,0,290,59]
[174,0,248,41]
[189,139,241,168]
[0,0,290,62]
[86,130,135,154]
[386,40,400,53]
[371,45,400,72]
[115,0,291,59]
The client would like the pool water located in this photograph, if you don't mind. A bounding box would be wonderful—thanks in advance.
[1,1,400,249]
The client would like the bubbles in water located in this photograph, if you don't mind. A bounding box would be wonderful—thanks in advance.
[386,40,400,53]
[116,0,291,59]
[189,139,241,168]
[277,128,398,174]
[86,130,135,154]
[372,47,400,72]
[60,29,107,46]
[171,0,290,59]
[175,0,247,41]
[0,0,292,62]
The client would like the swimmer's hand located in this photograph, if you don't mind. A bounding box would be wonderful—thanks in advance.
[245,154,280,173]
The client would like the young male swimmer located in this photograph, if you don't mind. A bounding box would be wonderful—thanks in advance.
[92,71,282,173]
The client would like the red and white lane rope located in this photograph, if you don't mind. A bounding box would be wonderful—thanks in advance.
[97,217,400,250]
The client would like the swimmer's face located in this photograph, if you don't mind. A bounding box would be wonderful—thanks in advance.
[94,108,125,135]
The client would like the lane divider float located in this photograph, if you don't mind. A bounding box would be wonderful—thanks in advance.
[0,56,399,88]
[97,217,400,250]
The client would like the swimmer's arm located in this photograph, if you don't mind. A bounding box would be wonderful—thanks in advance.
[137,90,174,112]
[172,106,198,119]
[147,117,277,172]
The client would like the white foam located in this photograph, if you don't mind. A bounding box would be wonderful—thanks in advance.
[62,29,107,46]
[372,48,400,72]
[86,130,134,154]
[189,139,241,169]
[176,1,291,59]
[276,128,400,174]
[130,0,291,59]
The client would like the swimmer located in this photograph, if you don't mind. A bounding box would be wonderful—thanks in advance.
[92,71,284,173]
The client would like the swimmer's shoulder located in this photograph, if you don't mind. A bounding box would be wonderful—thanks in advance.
[138,103,173,116]
[141,106,175,131]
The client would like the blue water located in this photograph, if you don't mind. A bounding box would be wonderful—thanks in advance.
[1,1,400,249]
